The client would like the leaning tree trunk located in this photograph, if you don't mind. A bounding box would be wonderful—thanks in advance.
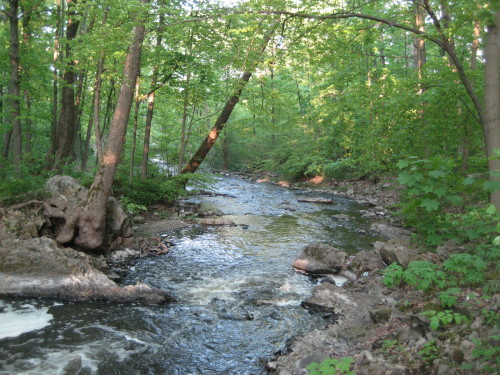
[180,72,253,174]
[55,0,148,250]
[484,9,500,209]
[181,25,276,174]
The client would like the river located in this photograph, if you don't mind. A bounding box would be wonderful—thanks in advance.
[0,175,380,375]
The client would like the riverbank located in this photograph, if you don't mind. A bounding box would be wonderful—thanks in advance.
[252,174,498,375]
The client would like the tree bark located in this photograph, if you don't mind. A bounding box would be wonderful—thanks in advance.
[21,7,32,154]
[484,9,500,209]
[181,25,276,174]
[50,0,62,158]
[413,0,426,85]
[46,0,80,171]
[461,19,481,172]
[8,0,22,175]
[181,72,253,174]
[129,75,141,183]
[1,85,12,160]
[55,0,149,250]
[141,22,163,180]
[178,71,192,172]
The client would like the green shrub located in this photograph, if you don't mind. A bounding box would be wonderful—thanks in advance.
[114,173,212,207]
[422,310,469,330]
[396,156,499,246]
[0,175,49,205]
[383,261,446,291]
[323,158,361,180]
[443,253,487,286]
[396,156,464,245]
[306,357,354,375]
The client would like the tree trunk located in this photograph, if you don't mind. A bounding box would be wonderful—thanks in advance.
[181,71,253,174]
[1,85,12,159]
[461,19,481,172]
[21,7,32,154]
[74,71,88,162]
[46,0,80,171]
[181,25,276,174]
[8,0,22,175]
[129,75,141,183]
[50,0,62,157]
[99,78,116,158]
[178,71,192,172]
[413,0,426,85]
[55,0,148,250]
[81,103,94,171]
[484,9,500,209]
[141,26,162,180]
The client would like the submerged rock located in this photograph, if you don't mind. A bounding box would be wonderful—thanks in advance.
[0,237,175,304]
[293,242,347,274]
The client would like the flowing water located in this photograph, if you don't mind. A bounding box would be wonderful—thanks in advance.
[0,176,381,375]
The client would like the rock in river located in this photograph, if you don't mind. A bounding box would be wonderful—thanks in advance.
[0,236,175,304]
[293,242,347,274]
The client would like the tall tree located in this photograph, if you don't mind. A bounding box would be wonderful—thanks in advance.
[53,0,149,250]
[141,15,163,180]
[7,0,22,174]
[45,0,80,170]
[484,8,500,208]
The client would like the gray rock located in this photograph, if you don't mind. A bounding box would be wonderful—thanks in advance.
[45,175,85,196]
[369,307,392,324]
[370,223,410,239]
[110,248,141,262]
[345,250,384,277]
[373,239,420,268]
[133,215,146,224]
[0,237,175,304]
[293,242,347,274]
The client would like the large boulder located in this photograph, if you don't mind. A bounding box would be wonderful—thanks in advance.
[373,239,420,268]
[344,250,385,278]
[45,175,87,198]
[0,237,175,304]
[293,242,347,274]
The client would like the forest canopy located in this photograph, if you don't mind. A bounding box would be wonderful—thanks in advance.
[1,0,499,226]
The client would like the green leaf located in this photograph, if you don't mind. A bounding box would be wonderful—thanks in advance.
[463,177,476,185]
[483,180,500,193]
[421,199,440,211]
[486,204,496,215]
[493,236,500,246]
[434,187,447,197]
[429,170,447,178]
[430,318,439,330]
[396,159,410,169]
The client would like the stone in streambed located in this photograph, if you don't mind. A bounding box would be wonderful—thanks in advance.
[293,242,347,274]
